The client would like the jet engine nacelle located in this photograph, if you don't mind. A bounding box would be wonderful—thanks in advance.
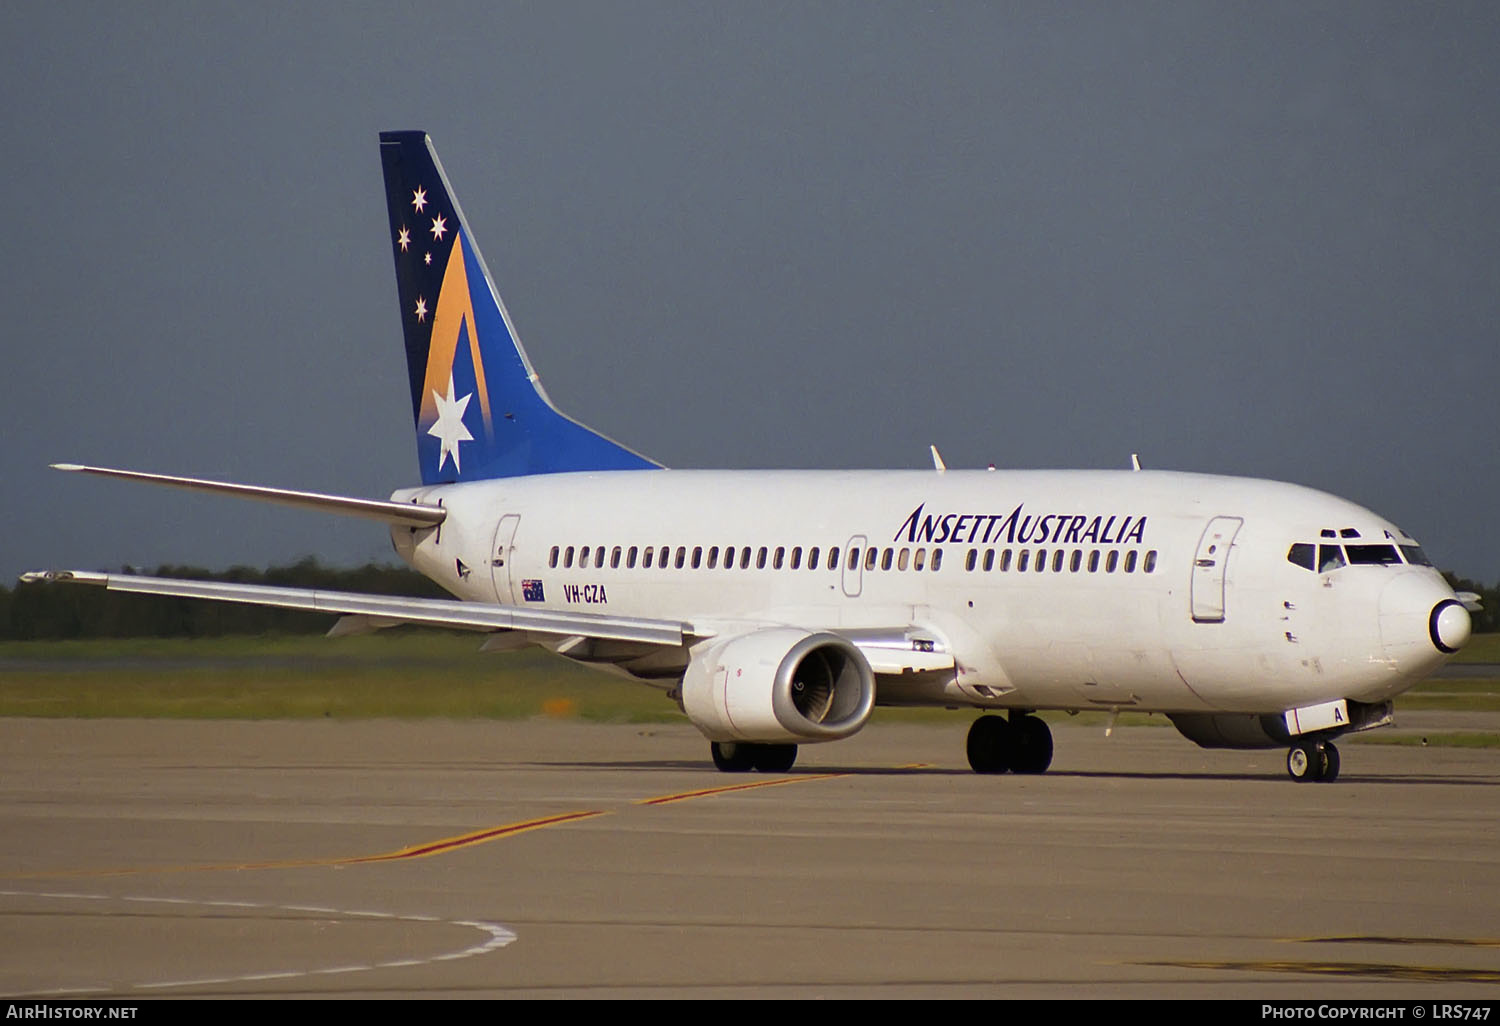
[680,628,876,743]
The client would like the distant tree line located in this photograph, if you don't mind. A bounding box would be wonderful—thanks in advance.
[1444,573,1499,635]
[0,559,1495,639]
[0,558,448,640]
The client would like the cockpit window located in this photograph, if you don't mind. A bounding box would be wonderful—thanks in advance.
[1318,545,1347,573]
[1346,544,1401,565]
[1287,543,1315,571]
[1400,544,1433,567]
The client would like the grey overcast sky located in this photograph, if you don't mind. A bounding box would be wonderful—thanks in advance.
[3,2,1497,584]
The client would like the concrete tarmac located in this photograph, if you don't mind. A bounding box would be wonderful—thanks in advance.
[1,716,1497,998]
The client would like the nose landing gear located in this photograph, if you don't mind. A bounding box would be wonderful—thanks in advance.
[1287,739,1340,783]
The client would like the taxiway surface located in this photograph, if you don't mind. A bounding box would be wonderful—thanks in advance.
[1,717,1497,998]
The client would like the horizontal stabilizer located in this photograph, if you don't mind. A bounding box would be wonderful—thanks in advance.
[51,464,446,528]
[19,570,689,647]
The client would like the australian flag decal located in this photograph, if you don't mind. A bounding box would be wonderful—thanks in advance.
[521,579,545,603]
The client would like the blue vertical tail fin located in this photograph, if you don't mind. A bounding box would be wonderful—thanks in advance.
[379,131,660,484]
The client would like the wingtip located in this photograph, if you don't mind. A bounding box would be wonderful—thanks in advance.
[51,463,85,472]
[18,570,107,586]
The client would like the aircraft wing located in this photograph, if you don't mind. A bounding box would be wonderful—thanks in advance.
[19,570,687,646]
[18,570,956,675]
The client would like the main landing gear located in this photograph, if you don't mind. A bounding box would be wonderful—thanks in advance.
[966,712,1054,774]
[711,741,798,773]
[1287,739,1340,783]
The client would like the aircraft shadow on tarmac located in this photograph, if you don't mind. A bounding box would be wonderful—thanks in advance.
[531,759,1500,786]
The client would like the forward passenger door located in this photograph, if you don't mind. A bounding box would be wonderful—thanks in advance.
[1190,516,1243,623]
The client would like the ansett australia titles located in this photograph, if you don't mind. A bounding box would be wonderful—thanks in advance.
[896,503,1147,547]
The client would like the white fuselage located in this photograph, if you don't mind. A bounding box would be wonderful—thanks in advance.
[391,468,1459,716]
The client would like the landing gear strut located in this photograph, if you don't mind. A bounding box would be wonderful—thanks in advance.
[966,712,1054,775]
[1287,739,1340,783]
[711,741,798,774]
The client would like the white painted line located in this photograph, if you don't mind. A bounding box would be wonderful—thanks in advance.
[0,889,518,995]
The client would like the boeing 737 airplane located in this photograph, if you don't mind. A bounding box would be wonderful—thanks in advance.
[25,131,1476,782]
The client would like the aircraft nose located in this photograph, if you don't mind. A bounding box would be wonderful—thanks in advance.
[1379,572,1471,671]
[1429,598,1472,654]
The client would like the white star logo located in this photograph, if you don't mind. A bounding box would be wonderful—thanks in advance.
[397,226,410,252]
[414,296,427,322]
[412,186,427,212]
[423,252,432,266]
[427,374,473,473]
[430,214,447,240]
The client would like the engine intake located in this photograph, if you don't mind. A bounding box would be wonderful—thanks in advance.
[681,629,876,743]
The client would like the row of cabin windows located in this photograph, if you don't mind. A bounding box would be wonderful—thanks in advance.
[547,544,944,572]
[963,547,1158,575]
[546,542,1157,576]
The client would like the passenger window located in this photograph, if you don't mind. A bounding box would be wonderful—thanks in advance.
[983,549,994,572]
[757,547,768,569]
[1287,543,1315,571]
[847,548,860,571]
[864,548,877,571]
[675,546,687,569]
[642,546,653,568]
[914,548,926,571]
[579,547,591,569]
[1000,549,1012,572]
[965,549,977,572]
[1105,551,1119,573]
[1052,550,1064,573]
[827,548,839,570]
[1318,545,1346,572]
[1088,551,1099,573]
[1124,551,1137,573]
[1018,550,1029,572]
[611,546,622,569]
[790,547,802,570]
[774,546,785,570]
[596,546,606,568]
[741,546,753,570]
[1144,550,1157,573]
[1069,550,1081,572]
[691,546,702,569]
[931,549,943,571]
[882,548,893,571]
[1035,549,1046,572]
[808,546,820,570]
[549,546,559,569]
[898,548,910,571]
[627,546,638,569]
[707,546,718,569]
